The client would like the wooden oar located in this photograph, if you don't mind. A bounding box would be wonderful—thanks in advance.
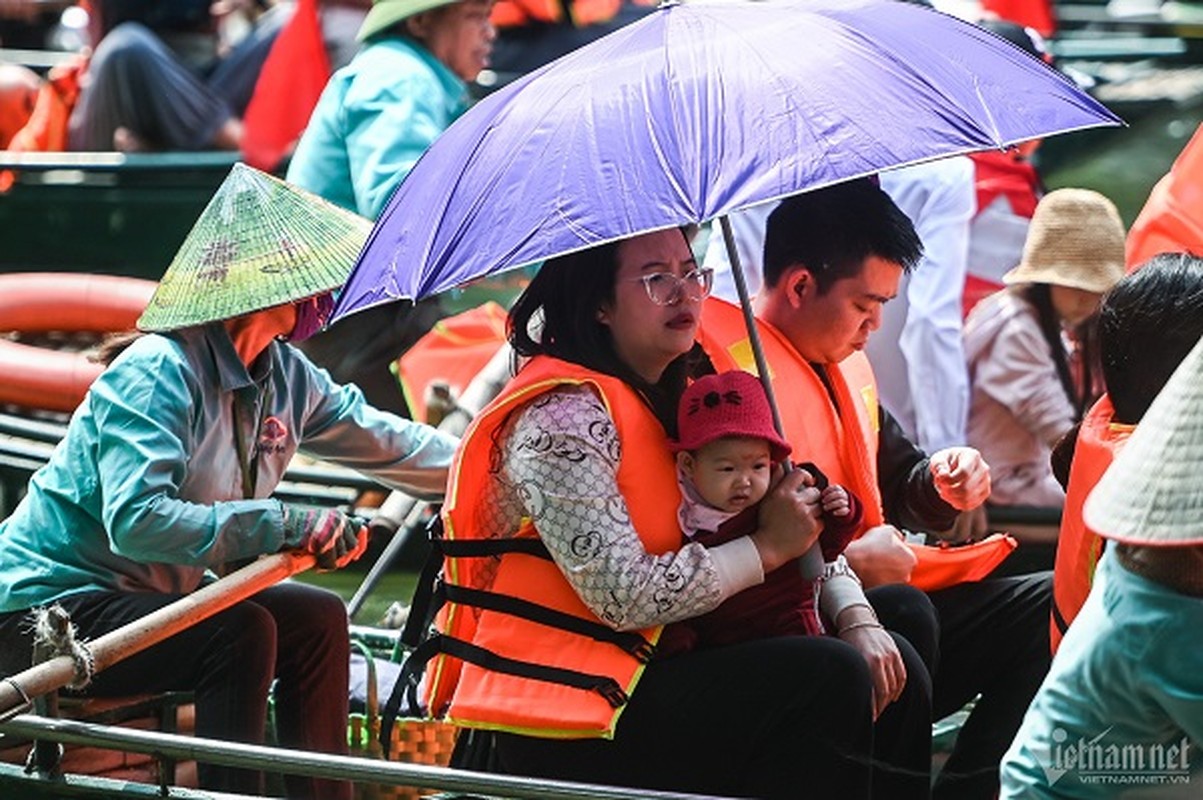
[0,551,315,719]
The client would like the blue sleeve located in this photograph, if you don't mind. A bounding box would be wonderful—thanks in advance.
[91,348,285,567]
[290,352,458,500]
[1148,619,1203,746]
[344,69,452,220]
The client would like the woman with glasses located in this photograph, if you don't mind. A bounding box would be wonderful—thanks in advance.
[412,228,893,798]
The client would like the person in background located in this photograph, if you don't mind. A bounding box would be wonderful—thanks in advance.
[964,188,1124,509]
[1048,253,1203,653]
[486,0,652,85]
[287,0,495,219]
[1001,335,1203,799]
[698,179,1050,800]
[0,164,458,799]
[67,0,290,152]
[962,19,1057,317]
[287,0,497,416]
[0,61,40,147]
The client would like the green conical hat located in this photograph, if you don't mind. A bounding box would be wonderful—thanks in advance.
[138,163,372,332]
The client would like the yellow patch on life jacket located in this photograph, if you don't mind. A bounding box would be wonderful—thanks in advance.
[860,384,880,433]
[727,338,772,379]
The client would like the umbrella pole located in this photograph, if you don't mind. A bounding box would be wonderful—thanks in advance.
[718,214,787,436]
[718,215,823,579]
[0,551,316,720]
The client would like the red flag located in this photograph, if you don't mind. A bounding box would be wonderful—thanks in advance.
[980,0,1057,38]
[242,0,330,172]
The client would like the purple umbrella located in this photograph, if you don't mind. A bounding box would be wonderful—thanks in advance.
[332,0,1119,318]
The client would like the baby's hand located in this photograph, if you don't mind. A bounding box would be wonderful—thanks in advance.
[821,485,851,517]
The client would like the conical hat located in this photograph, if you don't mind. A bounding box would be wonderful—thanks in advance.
[137,163,372,332]
[1083,336,1203,546]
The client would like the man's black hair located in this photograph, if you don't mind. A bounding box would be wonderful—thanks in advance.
[762,178,923,293]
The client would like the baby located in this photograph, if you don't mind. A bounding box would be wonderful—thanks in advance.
[661,370,865,654]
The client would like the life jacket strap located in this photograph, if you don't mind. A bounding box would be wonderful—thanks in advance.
[379,634,629,755]
[444,583,656,662]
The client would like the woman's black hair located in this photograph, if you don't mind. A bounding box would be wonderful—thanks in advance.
[1099,252,1203,424]
[507,234,701,435]
[1019,283,1098,420]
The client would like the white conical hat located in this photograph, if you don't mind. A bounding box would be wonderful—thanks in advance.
[1083,335,1203,546]
[137,163,371,332]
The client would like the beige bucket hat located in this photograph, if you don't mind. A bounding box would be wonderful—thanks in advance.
[138,164,371,332]
[1003,188,1127,294]
[1083,335,1203,546]
[357,0,461,41]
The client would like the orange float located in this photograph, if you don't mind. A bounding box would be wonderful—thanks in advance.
[0,273,157,413]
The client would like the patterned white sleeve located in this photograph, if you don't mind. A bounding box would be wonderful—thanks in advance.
[501,385,727,630]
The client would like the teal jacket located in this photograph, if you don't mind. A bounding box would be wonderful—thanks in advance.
[0,324,457,612]
[286,37,469,220]
[1001,549,1203,798]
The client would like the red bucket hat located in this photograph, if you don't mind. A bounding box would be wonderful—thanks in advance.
[673,371,792,462]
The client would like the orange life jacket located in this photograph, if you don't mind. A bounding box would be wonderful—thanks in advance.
[491,0,623,28]
[0,54,87,194]
[393,301,508,423]
[1050,394,1132,653]
[699,297,1015,592]
[1126,123,1203,271]
[424,355,683,738]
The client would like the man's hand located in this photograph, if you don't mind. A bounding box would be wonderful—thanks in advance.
[844,525,917,588]
[835,605,906,719]
[930,447,991,510]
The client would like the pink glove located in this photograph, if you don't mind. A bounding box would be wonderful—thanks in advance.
[282,505,370,570]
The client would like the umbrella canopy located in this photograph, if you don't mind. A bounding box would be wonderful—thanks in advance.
[332,0,1119,320]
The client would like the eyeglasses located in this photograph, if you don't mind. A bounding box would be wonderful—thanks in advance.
[626,267,714,306]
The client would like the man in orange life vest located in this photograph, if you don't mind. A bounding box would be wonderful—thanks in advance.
[1049,253,1203,653]
[697,179,1051,800]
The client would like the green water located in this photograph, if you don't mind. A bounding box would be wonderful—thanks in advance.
[1040,98,1203,225]
[293,569,420,628]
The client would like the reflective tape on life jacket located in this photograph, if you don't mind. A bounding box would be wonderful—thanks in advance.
[424,355,683,738]
[1050,395,1133,653]
[699,296,1014,591]
[1126,123,1203,271]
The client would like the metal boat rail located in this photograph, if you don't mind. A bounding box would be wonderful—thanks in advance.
[0,715,737,800]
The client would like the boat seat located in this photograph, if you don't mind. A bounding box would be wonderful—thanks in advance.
[0,690,196,787]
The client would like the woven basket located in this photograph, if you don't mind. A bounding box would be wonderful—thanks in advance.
[349,640,458,800]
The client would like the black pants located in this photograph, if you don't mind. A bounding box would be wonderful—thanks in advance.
[495,583,935,800]
[925,572,1052,800]
[67,15,284,151]
[0,582,352,800]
